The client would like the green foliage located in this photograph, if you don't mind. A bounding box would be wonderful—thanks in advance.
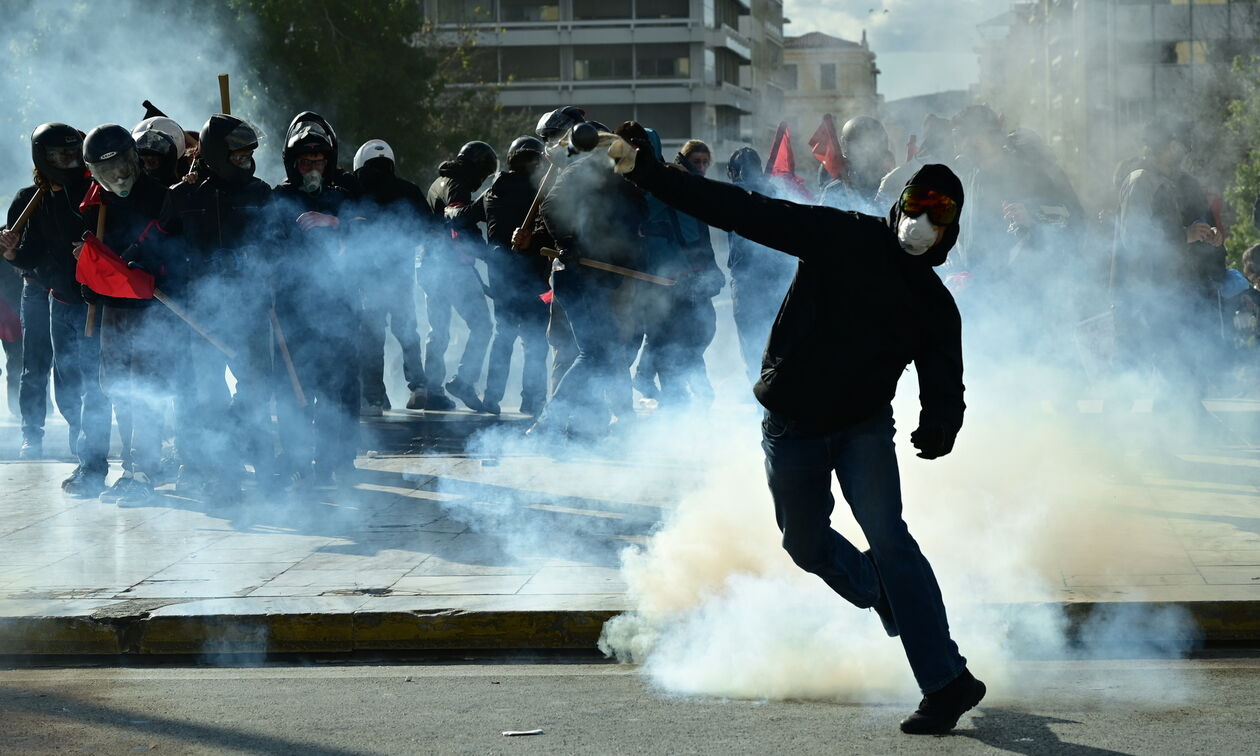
[1225,55,1260,263]
[225,0,520,181]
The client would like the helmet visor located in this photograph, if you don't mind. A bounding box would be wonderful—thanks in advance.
[225,122,260,152]
[46,145,82,170]
[87,148,138,197]
[899,186,959,226]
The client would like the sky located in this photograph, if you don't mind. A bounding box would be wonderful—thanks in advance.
[782,0,1012,102]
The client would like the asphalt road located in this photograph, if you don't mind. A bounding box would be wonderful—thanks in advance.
[2,653,1257,755]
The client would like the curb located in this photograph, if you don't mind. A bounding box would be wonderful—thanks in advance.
[1,600,1257,656]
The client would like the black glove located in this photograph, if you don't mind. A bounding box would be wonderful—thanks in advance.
[615,121,656,162]
[910,425,956,460]
[121,243,147,271]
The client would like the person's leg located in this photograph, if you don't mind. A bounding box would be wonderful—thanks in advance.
[761,411,879,607]
[450,264,492,391]
[420,267,452,390]
[50,300,109,489]
[358,296,389,409]
[2,337,20,419]
[18,282,53,451]
[544,273,617,438]
[386,277,428,400]
[547,302,577,398]
[519,298,550,413]
[832,407,966,695]
[483,295,520,407]
[97,306,133,476]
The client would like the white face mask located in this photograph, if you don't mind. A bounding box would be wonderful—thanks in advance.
[302,169,323,193]
[897,212,939,256]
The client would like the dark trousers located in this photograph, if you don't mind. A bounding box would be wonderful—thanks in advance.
[100,305,174,478]
[639,292,717,408]
[3,334,20,417]
[19,282,78,444]
[541,268,620,436]
[762,405,966,694]
[484,263,549,408]
[419,260,491,388]
[49,298,109,473]
[359,276,426,406]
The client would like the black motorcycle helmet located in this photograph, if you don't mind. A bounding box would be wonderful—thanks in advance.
[283,112,337,186]
[134,129,179,184]
[199,114,259,186]
[727,146,763,184]
[31,122,85,187]
[506,135,544,171]
[83,124,140,198]
[457,140,498,179]
[535,106,586,142]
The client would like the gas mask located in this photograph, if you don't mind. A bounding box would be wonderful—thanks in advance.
[302,170,323,193]
[897,212,939,256]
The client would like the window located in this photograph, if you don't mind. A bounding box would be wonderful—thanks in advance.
[574,45,632,80]
[636,0,689,19]
[635,104,691,140]
[574,0,631,20]
[715,49,741,86]
[820,63,837,90]
[436,0,493,23]
[636,44,690,78]
[501,47,560,81]
[500,0,559,22]
[784,63,798,90]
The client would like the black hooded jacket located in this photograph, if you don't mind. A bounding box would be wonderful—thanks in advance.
[79,173,169,308]
[353,160,428,276]
[5,175,91,303]
[626,157,965,436]
[426,160,489,265]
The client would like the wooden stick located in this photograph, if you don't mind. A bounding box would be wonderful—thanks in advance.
[539,247,675,286]
[218,73,231,114]
[269,308,308,408]
[511,163,557,251]
[84,205,107,337]
[11,187,47,236]
[152,289,237,360]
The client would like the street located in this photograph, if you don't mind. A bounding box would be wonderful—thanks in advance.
[2,652,1258,755]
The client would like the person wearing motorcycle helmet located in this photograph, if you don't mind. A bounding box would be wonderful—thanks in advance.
[819,115,893,215]
[132,116,185,185]
[535,105,586,144]
[271,111,360,489]
[144,113,275,502]
[421,141,497,412]
[81,124,175,504]
[0,123,90,467]
[351,138,430,415]
[479,135,551,416]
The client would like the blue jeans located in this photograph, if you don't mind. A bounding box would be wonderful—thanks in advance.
[18,282,78,444]
[48,298,109,472]
[542,267,620,436]
[761,405,966,693]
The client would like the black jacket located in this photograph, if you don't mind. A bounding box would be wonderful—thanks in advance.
[541,152,646,287]
[148,172,274,296]
[426,162,487,266]
[481,169,551,294]
[5,178,91,303]
[271,181,355,308]
[80,174,169,308]
[626,157,965,435]
[352,166,427,276]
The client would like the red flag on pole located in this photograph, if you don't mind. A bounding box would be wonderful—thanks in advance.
[75,235,155,299]
[78,181,103,213]
[765,122,813,202]
[808,114,845,181]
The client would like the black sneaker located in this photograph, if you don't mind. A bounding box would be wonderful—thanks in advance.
[405,388,427,410]
[900,668,986,735]
[482,399,501,416]
[115,473,154,504]
[519,398,543,417]
[175,465,211,498]
[62,466,106,498]
[99,474,135,503]
[444,378,487,412]
[423,391,456,411]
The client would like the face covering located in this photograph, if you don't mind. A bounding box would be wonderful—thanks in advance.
[897,212,939,256]
[91,159,138,198]
[302,170,323,193]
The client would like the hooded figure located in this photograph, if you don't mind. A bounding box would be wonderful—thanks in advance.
[607,121,984,736]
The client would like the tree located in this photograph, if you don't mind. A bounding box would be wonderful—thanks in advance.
[1225,55,1260,262]
[226,0,522,180]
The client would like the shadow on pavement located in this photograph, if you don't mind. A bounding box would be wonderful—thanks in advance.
[959,708,1136,756]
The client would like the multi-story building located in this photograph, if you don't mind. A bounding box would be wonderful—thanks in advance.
[976,0,1260,207]
[425,0,785,159]
[781,31,881,141]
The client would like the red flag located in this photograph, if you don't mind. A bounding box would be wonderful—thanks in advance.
[764,122,813,202]
[79,181,103,213]
[75,235,155,299]
[808,114,845,181]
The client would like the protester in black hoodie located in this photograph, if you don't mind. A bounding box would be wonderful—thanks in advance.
[423,141,496,413]
[3,123,109,496]
[607,122,984,736]
[351,139,429,415]
[271,112,359,489]
[145,114,274,501]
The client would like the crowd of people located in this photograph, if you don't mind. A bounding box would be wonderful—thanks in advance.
[0,101,1245,507]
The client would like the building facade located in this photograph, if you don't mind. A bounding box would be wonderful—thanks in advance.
[781,31,881,142]
[426,0,786,159]
[976,0,1260,207]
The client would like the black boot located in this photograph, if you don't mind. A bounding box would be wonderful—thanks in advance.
[900,668,986,735]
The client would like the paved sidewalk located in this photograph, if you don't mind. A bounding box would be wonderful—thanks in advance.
[0,407,1258,655]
